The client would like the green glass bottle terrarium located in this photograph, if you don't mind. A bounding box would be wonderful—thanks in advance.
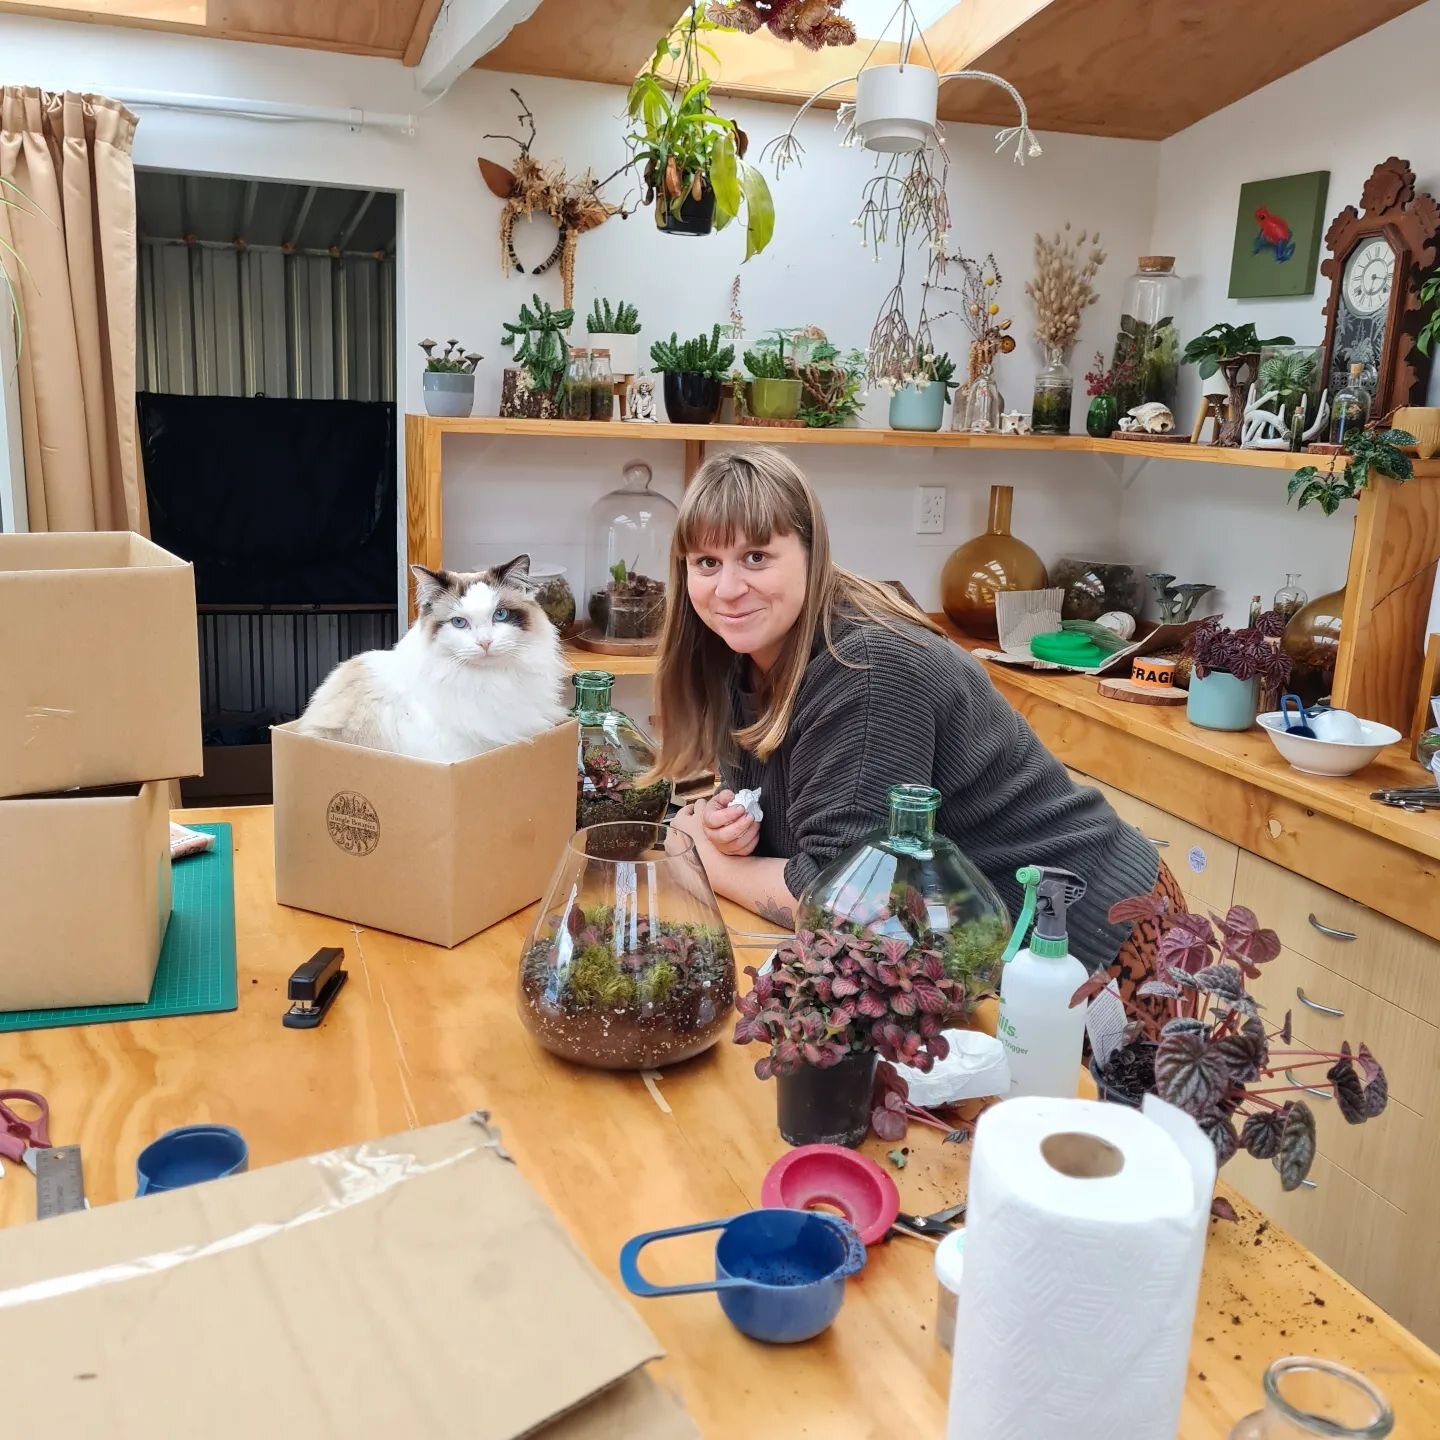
[518,823,737,1069]
[797,784,1011,1006]
[571,670,671,841]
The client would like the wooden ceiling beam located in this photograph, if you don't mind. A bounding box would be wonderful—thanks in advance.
[416,0,549,96]
[402,0,443,66]
[923,0,1050,73]
[475,0,683,88]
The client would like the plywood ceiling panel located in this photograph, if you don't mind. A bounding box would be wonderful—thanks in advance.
[476,0,687,87]
[205,0,425,54]
[936,0,1429,140]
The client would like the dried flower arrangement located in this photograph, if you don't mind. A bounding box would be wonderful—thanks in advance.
[1185,612,1294,686]
[1026,224,1106,354]
[418,339,482,374]
[705,0,856,48]
[1076,894,1388,1205]
[1084,347,1139,399]
[925,250,1016,389]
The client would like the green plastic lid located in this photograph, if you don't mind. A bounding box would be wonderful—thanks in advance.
[1030,630,1107,667]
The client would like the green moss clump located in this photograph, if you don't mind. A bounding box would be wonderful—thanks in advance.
[943,914,1009,996]
[635,956,677,1007]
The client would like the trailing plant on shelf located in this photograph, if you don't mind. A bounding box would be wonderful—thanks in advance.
[1289,423,1416,516]
[418,338,482,373]
[649,325,735,378]
[798,341,867,427]
[623,4,775,259]
[1184,612,1293,685]
[587,299,641,335]
[500,294,574,395]
[1418,264,1440,358]
[1074,893,1389,1206]
[880,344,957,398]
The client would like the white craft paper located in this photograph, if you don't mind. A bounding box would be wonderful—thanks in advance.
[896,1029,1010,1105]
[948,1095,1214,1440]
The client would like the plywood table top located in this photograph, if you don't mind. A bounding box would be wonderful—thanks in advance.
[2,805,1436,1436]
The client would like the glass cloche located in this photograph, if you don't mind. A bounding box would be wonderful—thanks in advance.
[797,784,1011,1005]
[580,459,676,653]
[571,670,671,833]
[518,823,737,1069]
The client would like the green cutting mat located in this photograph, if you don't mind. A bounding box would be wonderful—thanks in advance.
[0,823,237,1033]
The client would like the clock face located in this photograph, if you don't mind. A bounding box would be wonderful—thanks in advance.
[1342,238,1395,316]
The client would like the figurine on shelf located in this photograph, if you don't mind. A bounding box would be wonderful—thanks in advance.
[624,377,658,423]
[1148,572,1216,623]
[1241,383,1330,450]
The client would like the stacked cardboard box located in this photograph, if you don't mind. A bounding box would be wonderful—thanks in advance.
[0,533,202,1010]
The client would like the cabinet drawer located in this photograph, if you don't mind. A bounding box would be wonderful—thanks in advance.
[1085,780,1238,912]
[1246,946,1438,1116]
[1233,852,1440,1028]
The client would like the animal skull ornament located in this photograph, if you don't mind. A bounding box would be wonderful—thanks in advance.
[478,88,620,310]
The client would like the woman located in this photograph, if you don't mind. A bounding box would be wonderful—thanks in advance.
[661,447,1180,997]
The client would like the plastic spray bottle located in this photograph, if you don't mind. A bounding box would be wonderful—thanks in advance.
[996,865,1089,1098]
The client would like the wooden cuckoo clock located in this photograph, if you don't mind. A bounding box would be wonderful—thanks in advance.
[1319,156,1439,418]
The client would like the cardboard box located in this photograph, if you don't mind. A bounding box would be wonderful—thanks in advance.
[273,720,578,947]
[0,532,202,799]
[0,1113,696,1439]
[0,781,171,1009]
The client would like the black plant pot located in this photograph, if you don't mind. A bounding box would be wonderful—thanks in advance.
[776,1052,877,1149]
[663,372,723,425]
[655,184,715,237]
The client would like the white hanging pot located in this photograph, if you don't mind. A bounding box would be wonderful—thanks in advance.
[854,63,939,153]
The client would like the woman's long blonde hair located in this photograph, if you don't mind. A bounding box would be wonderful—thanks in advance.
[651,446,942,780]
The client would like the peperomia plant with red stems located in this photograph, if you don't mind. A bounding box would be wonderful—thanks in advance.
[1185,611,1294,685]
[733,926,967,1141]
[1074,893,1388,1210]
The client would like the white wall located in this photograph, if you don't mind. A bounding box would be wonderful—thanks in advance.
[0,11,1155,609]
[1126,1,1440,624]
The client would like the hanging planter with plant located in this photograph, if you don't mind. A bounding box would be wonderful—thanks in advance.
[650,325,735,425]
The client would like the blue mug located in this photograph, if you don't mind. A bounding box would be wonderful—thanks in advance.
[619,1207,866,1344]
[136,1124,249,1196]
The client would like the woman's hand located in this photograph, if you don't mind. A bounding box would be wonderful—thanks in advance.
[701,789,760,857]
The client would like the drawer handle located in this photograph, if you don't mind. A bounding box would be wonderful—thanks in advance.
[1296,986,1344,1018]
[1307,913,1357,942]
[1144,836,1170,849]
[1285,1069,1332,1099]
[1299,1178,1318,1190]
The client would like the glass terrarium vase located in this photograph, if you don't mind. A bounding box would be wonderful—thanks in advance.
[1272,572,1308,622]
[1229,1356,1392,1439]
[560,347,592,422]
[571,670,671,832]
[517,823,737,1070]
[581,459,676,654]
[1281,586,1346,707]
[797,784,1010,1005]
[961,363,1003,434]
[1030,348,1073,435]
[1111,256,1180,413]
[529,563,577,637]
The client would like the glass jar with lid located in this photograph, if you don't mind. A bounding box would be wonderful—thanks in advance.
[1110,256,1180,413]
[798,784,1011,1005]
[571,669,671,832]
[1030,347,1073,434]
[589,349,615,421]
[580,459,676,654]
[560,347,592,421]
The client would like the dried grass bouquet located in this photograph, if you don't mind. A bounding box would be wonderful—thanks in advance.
[1026,224,1106,353]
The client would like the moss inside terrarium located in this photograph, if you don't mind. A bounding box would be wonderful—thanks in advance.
[1030,386,1073,435]
[587,561,666,639]
[942,913,1009,995]
[577,745,670,840]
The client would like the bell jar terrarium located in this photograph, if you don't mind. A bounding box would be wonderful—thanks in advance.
[571,670,671,832]
[518,823,737,1070]
[797,784,1011,1007]
[578,459,676,656]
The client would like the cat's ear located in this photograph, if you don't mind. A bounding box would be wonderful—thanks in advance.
[492,554,533,590]
[410,564,456,611]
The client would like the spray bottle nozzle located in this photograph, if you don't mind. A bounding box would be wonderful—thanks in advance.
[1001,865,1088,963]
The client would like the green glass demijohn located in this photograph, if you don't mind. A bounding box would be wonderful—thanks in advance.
[569,670,672,833]
[797,784,1011,1002]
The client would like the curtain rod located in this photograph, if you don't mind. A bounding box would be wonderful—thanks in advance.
[111,88,417,136]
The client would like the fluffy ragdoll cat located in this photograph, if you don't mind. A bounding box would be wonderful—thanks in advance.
[294,555,568,762]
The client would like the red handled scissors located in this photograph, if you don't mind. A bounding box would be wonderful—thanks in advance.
[0,1090,52,1174]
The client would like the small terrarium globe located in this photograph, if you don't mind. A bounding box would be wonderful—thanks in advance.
[518,823,737,1070]
[579,459,677,654]
[797,785,1010,1004]
[571,670,671,833]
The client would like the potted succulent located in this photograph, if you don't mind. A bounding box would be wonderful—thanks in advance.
[1289,423,1416,516]
[1074,893,1388,1208]
[742,334,802,420]
[734,922,963,1148]
[1181,321,1293,447]
[418,338,482,417]
[650,325,735,424]
[499,294,574,419]
[887,347,957,432]
[625,5,775,258]
[1183,612,1293,731]
[586,298,642,378]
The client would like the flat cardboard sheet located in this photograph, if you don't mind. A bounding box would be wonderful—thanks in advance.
[0,1114,693,1439]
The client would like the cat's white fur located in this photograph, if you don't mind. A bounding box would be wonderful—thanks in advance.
[294,557,567,762]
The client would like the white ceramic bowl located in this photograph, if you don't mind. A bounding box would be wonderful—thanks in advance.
[1257,711,1402,777]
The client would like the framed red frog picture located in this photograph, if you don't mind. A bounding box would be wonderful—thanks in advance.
[1227,170,1330,300]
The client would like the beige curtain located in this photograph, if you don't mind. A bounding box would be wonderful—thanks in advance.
[0,87,145,533]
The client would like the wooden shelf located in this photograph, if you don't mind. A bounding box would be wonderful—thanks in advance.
[561,642,656,676]
[410,414,1440,475]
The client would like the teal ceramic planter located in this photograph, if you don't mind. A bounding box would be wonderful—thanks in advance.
[1187,671,1258,731]
[889,382,947,432]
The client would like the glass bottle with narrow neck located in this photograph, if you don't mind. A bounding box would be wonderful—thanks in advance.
[569,669,671,843]
[1329,363,1371,446]
[1229,1356,1392,1438]
[887,784,938,854]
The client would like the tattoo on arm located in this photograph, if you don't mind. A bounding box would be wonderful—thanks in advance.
[755,897,795,931]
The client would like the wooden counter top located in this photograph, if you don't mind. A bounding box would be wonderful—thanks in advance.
[3,806,1436,1436]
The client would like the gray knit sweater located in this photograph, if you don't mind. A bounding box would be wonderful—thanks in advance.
[721,617,1159,974]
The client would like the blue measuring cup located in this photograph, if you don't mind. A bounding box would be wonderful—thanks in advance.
[136,1124,249,1196]
[619,1207,866,1343]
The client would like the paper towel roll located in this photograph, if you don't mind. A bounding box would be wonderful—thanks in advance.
[948,1095,1215,1440]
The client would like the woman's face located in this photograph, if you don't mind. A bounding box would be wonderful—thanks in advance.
[686,530,808,670]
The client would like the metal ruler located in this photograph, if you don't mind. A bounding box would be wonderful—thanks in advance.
[34,1146,86,1219]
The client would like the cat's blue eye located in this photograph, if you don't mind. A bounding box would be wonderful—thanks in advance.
[493,607,511,623]
[449,615,470,629]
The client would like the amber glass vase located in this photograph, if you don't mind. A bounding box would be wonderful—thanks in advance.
[940,485,1048,640]
[1281,586,1345,707]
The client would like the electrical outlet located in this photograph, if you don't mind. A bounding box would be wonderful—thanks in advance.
[914,486,946,534]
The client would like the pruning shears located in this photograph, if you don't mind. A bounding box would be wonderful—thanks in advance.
[890,1201,966,1243]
